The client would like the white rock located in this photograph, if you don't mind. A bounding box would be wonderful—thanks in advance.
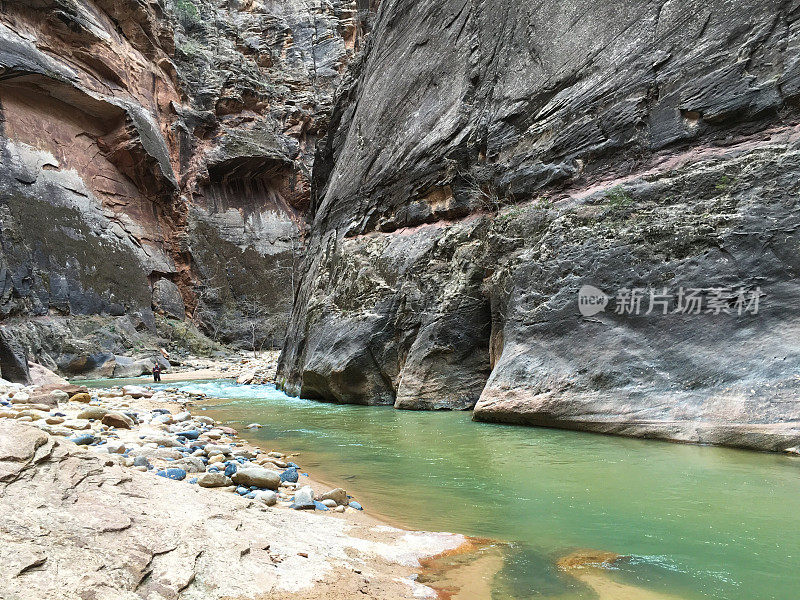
[107,441,126,454]
[122,385,153,399]
[254,490,278,506]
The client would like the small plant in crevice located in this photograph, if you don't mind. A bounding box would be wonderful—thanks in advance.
[715,174,733,192]
[605,186,634,210]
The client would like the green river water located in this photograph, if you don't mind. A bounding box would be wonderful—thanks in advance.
[106,379,799,599]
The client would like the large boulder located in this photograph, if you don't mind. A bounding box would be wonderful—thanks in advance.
[230,467,280,490]
[27,363,69,388]
[111,356,150,378]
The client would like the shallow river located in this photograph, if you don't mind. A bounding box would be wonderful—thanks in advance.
[122,379,800,599]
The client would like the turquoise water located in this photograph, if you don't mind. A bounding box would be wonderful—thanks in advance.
[119,380,800,599]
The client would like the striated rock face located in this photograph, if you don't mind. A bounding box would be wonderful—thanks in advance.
[172,0,364,345]
[278,0,800,449]
[0,0,366,354]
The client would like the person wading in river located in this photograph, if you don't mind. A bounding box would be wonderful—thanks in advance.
[152,362,162,383]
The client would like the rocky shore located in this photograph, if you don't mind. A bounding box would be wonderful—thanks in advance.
[0,370,468,599]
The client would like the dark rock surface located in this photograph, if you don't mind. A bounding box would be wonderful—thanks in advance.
[277,0,800,450]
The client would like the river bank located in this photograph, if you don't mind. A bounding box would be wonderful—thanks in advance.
[179,378,800,600]
[0,373,474,600]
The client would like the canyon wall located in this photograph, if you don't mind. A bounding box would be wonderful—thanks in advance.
[278,0,800,450]
[0,0,365,376]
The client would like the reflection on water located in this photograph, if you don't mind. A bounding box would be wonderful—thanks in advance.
[123,380,800,600]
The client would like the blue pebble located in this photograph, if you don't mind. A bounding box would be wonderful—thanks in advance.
[201,457,209,464]
[313,501,330,511]
[280,467,299,483]
[133,456,150,467]
[188,478,198,484]
[208,467,220,473]
[348,501,363,511]
[236,487,249,495]
[245,492,257,499]
[249,485,258,491]
[156,468,187,481]
[54,412,66,417]
[177,430,200,440]
[224,463,237,477]
[237,457,246,464]
[286,462,299,469]
[166,458,175,461]
[69,434,96,446]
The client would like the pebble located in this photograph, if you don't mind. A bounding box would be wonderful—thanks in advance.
[133,456,151,468]
[69,434,96,445]
[255,490,278,506]
[280,467,299,484]
[171,456,206,473]
[50,390,70,403]
[156,468,187,481]
[348,501,364,511]
[78,407,108,420]
[198,472,230,488]
[69,393,92,403]
[106,441,126,454]
[102,412,133,429]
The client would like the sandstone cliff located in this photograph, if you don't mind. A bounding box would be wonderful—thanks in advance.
[277,0,800,450]
[0,0,366,373]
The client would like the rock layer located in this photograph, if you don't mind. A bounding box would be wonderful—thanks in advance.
[278,0,800,450]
